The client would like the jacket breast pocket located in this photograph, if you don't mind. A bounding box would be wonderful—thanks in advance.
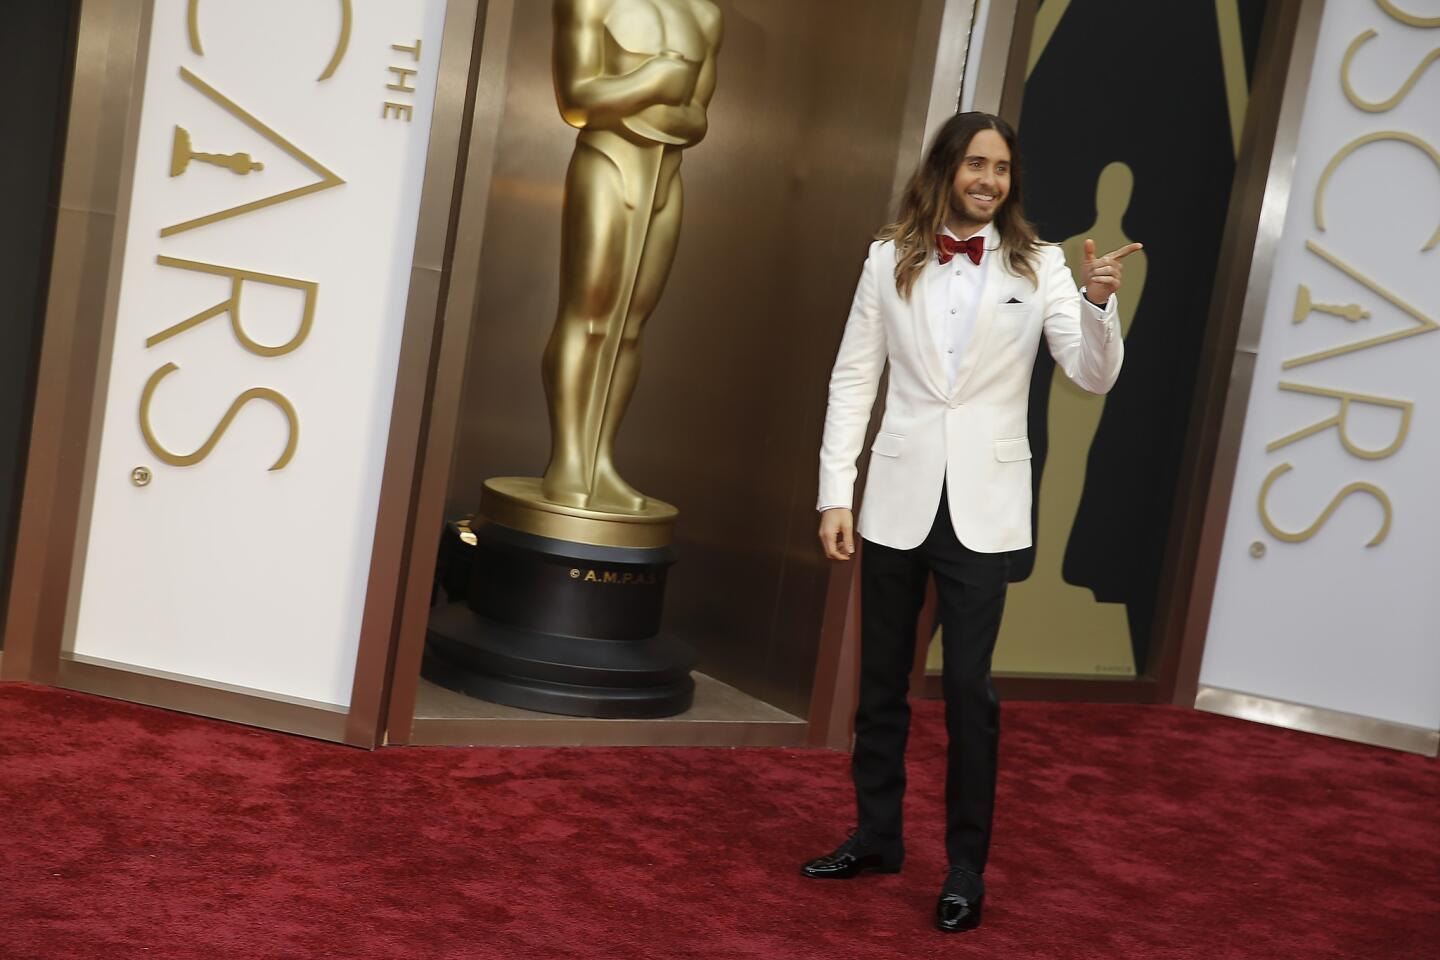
[993,437,1031,462]
[871,432,905,458]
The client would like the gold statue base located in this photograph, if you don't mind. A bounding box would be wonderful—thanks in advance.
[478,477,677,550]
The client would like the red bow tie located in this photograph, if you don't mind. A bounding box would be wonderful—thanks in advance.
[937,234,985,266]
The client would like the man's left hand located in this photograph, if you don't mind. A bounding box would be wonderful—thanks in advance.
[1082,238,1143,305]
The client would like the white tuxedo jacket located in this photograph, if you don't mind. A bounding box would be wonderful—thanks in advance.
[817,238,1124,553]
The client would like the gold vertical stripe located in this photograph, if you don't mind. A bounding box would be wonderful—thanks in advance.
[1026,0,1072,78]
[1216,0,1248,157]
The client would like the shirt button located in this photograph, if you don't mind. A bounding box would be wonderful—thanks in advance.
[950,307,957,314]
[947,348,954,354]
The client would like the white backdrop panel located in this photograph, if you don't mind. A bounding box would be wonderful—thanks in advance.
[1202,0,1440,732]
[73,0,449,706]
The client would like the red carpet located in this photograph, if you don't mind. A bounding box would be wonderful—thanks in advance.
[0,683,1435,959]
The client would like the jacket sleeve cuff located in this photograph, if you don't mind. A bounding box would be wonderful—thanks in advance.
[1081,291,1117,343]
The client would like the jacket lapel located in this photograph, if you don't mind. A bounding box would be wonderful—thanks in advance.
[946,241,1004,400]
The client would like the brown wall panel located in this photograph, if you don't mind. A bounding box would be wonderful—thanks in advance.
[445,0,934,715]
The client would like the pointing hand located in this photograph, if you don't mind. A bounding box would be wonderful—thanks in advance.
[1082,238,1143,305]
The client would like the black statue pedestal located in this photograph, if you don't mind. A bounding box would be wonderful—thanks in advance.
[422,478,695,719]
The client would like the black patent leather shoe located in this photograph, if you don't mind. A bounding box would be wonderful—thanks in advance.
[800,828,904,879]
[935,867,985,933]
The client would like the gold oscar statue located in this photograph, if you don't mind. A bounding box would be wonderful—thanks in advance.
[991,161,1148,675]
[480,0,722,550]
[169,126,264,177]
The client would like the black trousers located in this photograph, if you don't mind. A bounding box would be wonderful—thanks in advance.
[852,485,1009,872]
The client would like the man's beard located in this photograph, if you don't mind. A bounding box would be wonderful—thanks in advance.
[952,196,999,224]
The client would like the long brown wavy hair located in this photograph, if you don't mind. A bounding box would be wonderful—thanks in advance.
[878,112,1041,299]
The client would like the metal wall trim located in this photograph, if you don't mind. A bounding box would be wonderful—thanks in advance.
[923,675,1160,703]
[409,717,808,749]
[382,0,518,746]
[1195,685,1439,757]
[343,0,485,747]
[1159,0,1326,707]
[57,656,350,743]
[961,0,1039,124]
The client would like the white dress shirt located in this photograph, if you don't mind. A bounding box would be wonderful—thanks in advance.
[929,222,994,388]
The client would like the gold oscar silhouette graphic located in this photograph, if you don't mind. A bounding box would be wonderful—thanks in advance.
[169,125,264,177]
[991,161,1147,675]
[927,163,1145,677]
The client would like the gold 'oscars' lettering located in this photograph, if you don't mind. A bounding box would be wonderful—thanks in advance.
[139,363,299,471]
[1258,463,1392,547]
[187,0,353,81]
[1341,30,1440,113]
[1376,0,1440,28]
[1314,132,1440,251]
[149,257,317,357]
[162,68,344,238]
[1285,241,1439,368]
[1266,383,1413,459]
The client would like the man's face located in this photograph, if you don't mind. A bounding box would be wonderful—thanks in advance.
[950,129,1011,226]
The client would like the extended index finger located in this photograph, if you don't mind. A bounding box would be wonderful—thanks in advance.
[1106,242,1144,261]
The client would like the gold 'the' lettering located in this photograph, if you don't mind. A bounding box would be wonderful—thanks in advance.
[387,66,417,93]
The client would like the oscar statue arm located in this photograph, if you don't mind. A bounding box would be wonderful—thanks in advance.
[553,0,699,130]
[660,11,723,144]
[1040,244,1124,395]
[817,243,888,511]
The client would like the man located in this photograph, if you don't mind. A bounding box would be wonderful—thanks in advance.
[804,111,1139,934]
